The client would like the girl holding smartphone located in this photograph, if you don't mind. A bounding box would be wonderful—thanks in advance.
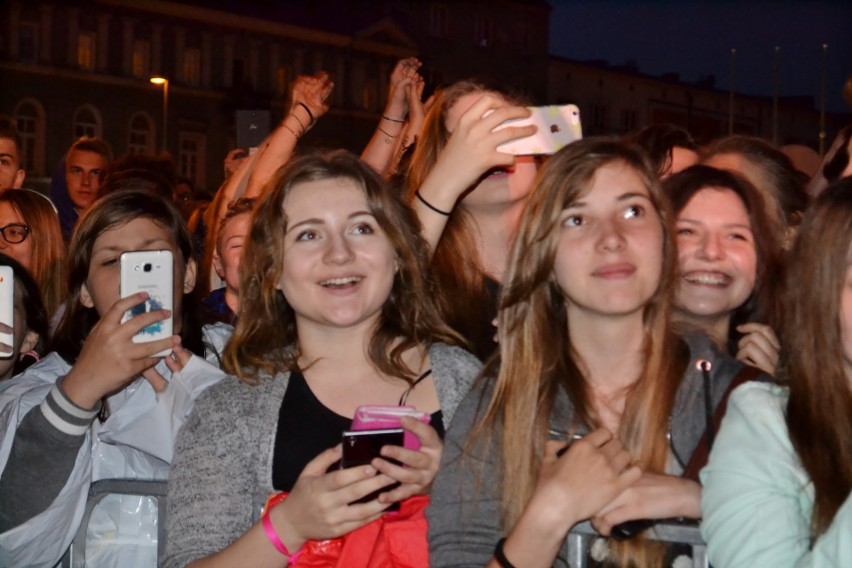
[0,190,230,567]
[163,151,480,567]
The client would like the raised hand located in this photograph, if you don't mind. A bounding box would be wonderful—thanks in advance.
[61,292,177,409]
[386,57,423,120]
[418,94,536,211]
[291,71,335,124]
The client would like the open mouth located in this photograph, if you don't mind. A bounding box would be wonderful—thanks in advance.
[683,271,731,287]
[320,276,362,289]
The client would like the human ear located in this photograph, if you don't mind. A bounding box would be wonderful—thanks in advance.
[212,250,225,279]
[80,282,95,308]
[12,169,25,189]
[20,330,39,354]
[183,258,198,294]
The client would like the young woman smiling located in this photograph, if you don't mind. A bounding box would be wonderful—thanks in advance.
[164,151,480,568]
[664,165,785,375]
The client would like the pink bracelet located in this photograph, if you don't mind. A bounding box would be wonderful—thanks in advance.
[261,493,303,563]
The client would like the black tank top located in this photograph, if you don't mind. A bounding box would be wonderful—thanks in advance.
[271,371,445,491]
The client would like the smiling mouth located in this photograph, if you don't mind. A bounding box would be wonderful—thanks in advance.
[320,276,362,289]
[683,271,731,287]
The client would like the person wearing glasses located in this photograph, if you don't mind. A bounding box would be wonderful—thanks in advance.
[0,189,67,319]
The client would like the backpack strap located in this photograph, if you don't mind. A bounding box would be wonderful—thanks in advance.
[682,364,764,481]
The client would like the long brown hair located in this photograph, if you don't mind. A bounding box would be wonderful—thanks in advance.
[782,178,852,539]
[223,150,461,384]
[404,80,528,360]
[0,188,67,319]
[474,138,689,566]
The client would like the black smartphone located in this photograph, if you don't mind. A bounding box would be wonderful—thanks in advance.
[341,428,403,510]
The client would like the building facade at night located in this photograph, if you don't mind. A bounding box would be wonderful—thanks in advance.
[1,0,841,192]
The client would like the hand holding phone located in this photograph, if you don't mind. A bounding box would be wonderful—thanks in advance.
[0,267,13,359]
[341,428,404,510]
[350,405,431,450]
[120,250,174,357]
[494,104,583,156]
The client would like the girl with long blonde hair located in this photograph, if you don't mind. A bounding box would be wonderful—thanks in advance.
[429,138,763,567]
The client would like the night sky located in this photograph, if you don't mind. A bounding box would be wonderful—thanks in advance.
[548,0,852,113]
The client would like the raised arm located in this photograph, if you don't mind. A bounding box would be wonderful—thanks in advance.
[413,95,535,254]
[245,72,334,198]
[361,57,422,176]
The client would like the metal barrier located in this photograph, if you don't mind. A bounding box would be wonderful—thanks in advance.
[60,479,168,568]
[566,521,708,568]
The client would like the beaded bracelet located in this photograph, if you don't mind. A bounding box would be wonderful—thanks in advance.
[382,114,405,123]
[261,493,303,563]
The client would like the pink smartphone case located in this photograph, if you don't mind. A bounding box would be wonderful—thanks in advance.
[350,405,430,451]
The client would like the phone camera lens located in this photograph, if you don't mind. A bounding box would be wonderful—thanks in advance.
[143,263,152,272]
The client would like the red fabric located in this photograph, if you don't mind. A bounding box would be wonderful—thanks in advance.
[271,494,430,568]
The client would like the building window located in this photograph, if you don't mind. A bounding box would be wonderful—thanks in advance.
[591,103,608,130]
[128,113,155,155]
[429,3,448,37]
[276,65,291,97]
[19,22,39,64]
[183,48,201,86]
[132,39,151,79]
[474,15,494,47]
[179,133,206,189]
[14,99,45,176]
[78,32,96,71]
[620,110,637,132]
[73,105,102,139]
[363,79,378,111]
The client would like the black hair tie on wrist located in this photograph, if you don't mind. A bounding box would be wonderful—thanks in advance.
[494,538,518,568]
[415,190,451,216]
[296,102,315,125]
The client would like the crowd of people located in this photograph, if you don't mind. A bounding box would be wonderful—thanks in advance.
[0,57,850,568]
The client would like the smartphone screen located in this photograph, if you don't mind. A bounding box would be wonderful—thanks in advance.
[119,250,174,357]
[341,428,403,509]
[0,267,13,358]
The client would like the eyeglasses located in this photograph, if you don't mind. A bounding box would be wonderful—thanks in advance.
[0,223,30,244]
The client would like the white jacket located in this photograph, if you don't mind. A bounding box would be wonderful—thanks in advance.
[0,323,231,568]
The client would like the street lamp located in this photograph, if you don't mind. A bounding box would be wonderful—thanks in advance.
[150,76,169,153]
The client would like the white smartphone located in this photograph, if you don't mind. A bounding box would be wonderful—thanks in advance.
[0,266,13,359]
[495,104,583,155]
[120,250,174,357]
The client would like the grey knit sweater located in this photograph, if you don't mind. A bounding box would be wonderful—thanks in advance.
[162,343,481,568]
[427,334,760,567]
